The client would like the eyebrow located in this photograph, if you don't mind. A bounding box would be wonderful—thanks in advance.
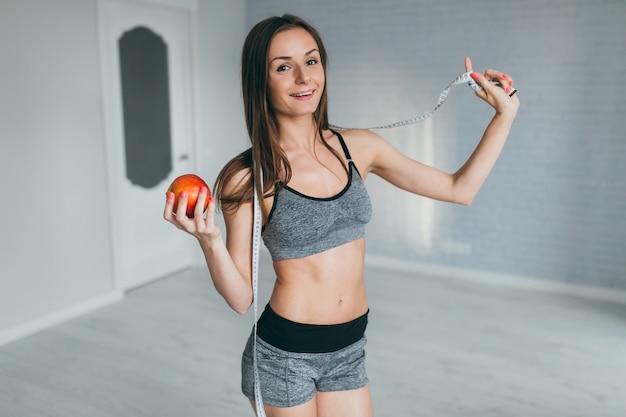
[270,48,320,63]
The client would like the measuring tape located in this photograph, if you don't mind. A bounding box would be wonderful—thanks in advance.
[330,71,516,130]
[250,71,516,415]
[251,167,266,416]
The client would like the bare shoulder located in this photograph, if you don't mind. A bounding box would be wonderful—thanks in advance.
[221,164,251,197]
[329,128,395,176]
[332,128,382,145]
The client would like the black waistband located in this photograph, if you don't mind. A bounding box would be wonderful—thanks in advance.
[256,304,368,353]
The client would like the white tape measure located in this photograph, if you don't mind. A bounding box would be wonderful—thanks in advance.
[250,71,516,415]
[251,168,266,416]
[330,71,516,130]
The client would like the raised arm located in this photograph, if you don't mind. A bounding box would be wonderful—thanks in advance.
[163,169,254,315]
[350,56,519,205]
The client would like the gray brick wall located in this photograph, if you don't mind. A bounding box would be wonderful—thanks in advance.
[246,0,626,290]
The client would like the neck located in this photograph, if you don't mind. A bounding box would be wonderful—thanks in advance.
[276,116,319,150]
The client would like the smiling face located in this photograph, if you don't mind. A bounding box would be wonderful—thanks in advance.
[267,27,326,122]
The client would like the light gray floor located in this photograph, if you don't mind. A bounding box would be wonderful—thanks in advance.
[1,261,625,416]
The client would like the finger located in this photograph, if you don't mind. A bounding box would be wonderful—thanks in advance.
[502,73,513,86]
[464,56,473,73]
[470,71,489,89]
[175,191,189,219]
[471,71,504,101]
[205,197,216,226]
[484,70,516,95]
[195,186,209,219]
[484,69,510,84]
[163,191,176,221]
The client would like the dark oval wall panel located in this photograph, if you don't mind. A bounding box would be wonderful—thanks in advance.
[118,26,172,188]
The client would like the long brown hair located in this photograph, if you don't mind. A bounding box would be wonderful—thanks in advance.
[213,14,344,218]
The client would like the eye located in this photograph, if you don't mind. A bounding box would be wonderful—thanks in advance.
[306,58,318,66]
[276,64,290,72]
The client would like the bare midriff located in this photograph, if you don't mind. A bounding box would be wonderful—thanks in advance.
[268,238,369,325]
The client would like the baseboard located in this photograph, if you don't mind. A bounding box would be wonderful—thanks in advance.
[0,290,124,348]
[365,255,626,305]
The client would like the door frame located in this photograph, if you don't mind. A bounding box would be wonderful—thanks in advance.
[97,0,201,292]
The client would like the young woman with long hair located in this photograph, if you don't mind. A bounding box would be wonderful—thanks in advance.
[164,14,519,417]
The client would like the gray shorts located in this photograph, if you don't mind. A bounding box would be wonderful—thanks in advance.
[241,332,369,408]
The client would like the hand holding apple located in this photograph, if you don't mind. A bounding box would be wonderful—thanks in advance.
[166,174,211,218]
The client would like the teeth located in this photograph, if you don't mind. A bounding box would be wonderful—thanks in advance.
[292,91,312,97]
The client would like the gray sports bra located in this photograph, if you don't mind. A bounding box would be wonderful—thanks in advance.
[262,131,372,261]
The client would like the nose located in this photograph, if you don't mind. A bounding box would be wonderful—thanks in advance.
[295,65,310,84]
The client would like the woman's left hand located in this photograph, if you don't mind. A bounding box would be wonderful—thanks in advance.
[465,56,520,115]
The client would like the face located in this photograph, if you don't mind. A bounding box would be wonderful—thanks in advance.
[267,27,325,121]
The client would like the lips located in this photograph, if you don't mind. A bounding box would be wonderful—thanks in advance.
[291,90,314,97]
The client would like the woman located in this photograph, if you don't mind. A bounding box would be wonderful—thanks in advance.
[164,14,518,417]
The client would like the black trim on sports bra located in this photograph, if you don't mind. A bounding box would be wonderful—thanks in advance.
[331,129,353,161]
[333,130,365,179]
[263,130,363,228]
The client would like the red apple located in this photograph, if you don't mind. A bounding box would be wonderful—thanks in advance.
[167,174,211,218]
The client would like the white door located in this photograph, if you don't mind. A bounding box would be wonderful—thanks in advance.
[99,0,198,291]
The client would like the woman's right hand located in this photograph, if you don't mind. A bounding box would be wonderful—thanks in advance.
[163,187,222,243]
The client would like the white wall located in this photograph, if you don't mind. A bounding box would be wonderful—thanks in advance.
[0,0,247,346]
[0,0,117,342]
[3,0,624,347]
[195,0,249,187]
